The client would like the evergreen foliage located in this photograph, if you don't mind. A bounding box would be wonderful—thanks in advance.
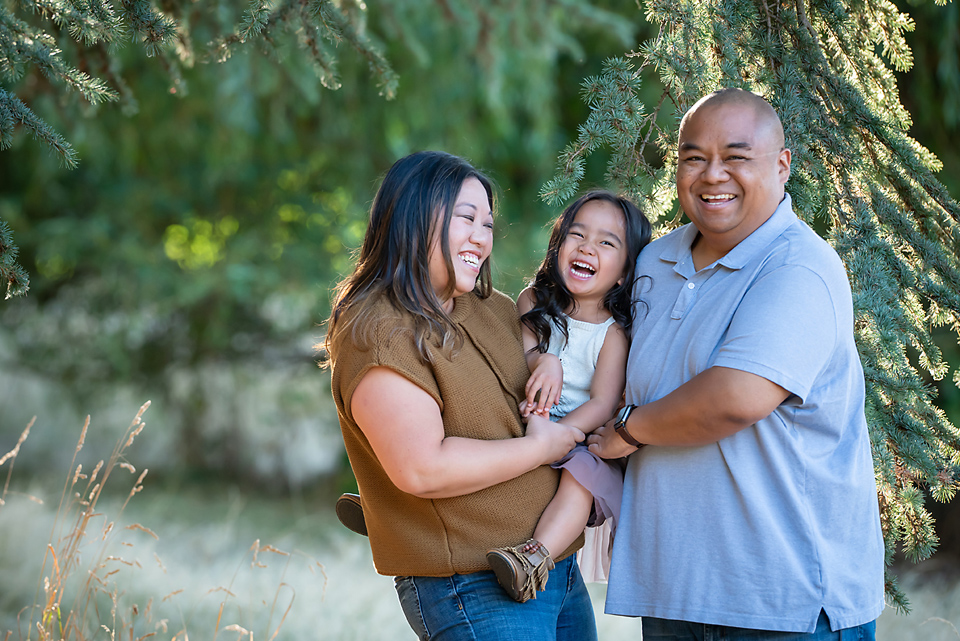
[0,0,402,297]
[544,0,960,611]
[0,0,635,300]
[0,219,27,298]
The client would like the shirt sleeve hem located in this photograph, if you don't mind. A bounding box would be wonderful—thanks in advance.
[712,356,811,403]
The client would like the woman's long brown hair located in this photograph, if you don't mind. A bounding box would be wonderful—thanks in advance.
[323,151,495,364]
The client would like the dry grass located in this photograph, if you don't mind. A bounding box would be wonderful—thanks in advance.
[0,403,319,641]
[3,402,960,641]
[877,559,960,641]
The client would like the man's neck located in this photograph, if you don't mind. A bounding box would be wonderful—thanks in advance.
[690,233,730,271]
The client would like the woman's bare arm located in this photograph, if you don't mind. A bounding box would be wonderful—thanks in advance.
[351,366,584,499]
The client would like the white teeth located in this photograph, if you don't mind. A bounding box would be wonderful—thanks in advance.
[701,194,735,201]
[460,253,479,267]
[571,261,595,274]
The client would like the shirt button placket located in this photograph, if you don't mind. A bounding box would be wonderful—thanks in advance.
[671,279,698,319]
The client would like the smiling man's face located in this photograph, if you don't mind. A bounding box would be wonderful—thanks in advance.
[676,100,791,259]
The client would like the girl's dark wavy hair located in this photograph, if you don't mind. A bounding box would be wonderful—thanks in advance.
[324,151,495,363]
[521,190,651,354]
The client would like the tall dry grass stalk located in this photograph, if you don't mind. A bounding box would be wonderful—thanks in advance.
[0,402,317,641]
[0,418,34,506]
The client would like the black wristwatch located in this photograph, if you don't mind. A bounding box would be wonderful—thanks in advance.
[614,404,646,449]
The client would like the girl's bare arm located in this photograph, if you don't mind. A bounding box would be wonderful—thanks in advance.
[517,287,563,415]
[555,322,628,434]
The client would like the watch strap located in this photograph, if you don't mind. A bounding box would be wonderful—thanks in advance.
[615,404,645,448]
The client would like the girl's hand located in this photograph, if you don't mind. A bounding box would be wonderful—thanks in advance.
[524,412,583,464]
[519,399,550,418]
[525,354,563,416]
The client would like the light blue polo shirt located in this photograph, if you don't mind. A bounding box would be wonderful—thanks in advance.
[606,194,885,632]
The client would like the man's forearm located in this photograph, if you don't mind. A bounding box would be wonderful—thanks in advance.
[622,366,791,447]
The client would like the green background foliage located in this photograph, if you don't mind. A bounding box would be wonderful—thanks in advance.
[1,0,649,385]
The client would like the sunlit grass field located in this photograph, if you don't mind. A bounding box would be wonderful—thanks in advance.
[1,407,958,640]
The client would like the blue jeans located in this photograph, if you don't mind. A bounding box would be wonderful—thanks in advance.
[394,555,597,640]
[642,609,876,641]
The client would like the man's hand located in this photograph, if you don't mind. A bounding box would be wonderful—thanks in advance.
[587,418,639,459]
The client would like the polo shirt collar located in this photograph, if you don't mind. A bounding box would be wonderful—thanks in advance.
[658,193,798,271]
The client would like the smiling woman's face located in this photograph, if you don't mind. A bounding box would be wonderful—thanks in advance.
[428,177,494,311]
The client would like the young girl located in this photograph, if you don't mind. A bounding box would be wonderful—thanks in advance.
[486,190,651,602]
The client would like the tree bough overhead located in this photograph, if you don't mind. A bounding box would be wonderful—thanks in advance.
[0,0,398,298]
[544,0,960,612]
[0,0,633,300]
[0,0,398,167]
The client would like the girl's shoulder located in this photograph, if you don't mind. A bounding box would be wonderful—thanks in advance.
[515,286,536,313]
[601,319,628,349]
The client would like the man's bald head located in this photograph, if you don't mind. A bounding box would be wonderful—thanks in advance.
[674,87,792,264]
[679,88,785,150]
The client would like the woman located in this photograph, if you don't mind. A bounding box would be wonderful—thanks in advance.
[324,151,597,640]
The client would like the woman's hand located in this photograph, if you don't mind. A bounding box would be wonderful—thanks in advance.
[518,399,550,418]
[524,412,584,464]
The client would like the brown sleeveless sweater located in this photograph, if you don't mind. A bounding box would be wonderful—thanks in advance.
[329,289,581,576]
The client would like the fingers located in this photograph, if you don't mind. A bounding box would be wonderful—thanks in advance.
[520,398,550,419]
[525,377,543,410]
[588,439,612,458]
[586,433,602,456]
[525,379,558,416]
[535,381,558,415]
[525,355,563,416]
[586,427,633,459]
[519,399,530,418]
[529,414,586,461]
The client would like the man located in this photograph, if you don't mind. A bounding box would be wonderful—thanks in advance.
[587,88,885,639]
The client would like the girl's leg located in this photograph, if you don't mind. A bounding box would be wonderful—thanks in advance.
[532,468,594,557]
[485,470,594,602]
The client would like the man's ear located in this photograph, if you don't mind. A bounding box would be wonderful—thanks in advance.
[779,148,792,185]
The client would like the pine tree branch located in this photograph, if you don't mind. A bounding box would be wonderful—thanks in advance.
[119,0,178,57]
[0,88,77,167]
[0,220,29,299]
[544,0,960,609]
